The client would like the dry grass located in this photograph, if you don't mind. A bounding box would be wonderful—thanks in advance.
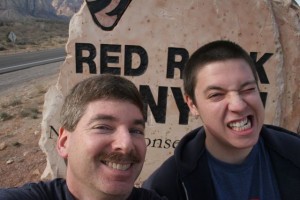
[0,19,69,55]
[0,79,57,187]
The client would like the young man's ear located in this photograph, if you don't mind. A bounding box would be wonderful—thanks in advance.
[56,127,69,159]
[185,95,199,116]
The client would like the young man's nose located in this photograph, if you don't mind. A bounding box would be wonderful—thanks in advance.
[112,129,134,153]
[228,94,247,112]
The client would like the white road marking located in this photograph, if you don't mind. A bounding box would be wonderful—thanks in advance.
[0,56,65,73]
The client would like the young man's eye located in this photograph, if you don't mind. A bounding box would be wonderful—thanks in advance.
[210,93,221,97]
[208,93,224,100]
[242,87,256,94]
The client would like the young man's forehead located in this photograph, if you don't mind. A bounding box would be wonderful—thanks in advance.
[196,58,255,74]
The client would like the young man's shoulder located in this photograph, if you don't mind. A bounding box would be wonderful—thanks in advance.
[130,187,167,199]
[262,124,300,145]
[262,124,300,166]
[262,124,300,199]
[142,156,183,199]
[143,155,177,185]
[0,178,73,200]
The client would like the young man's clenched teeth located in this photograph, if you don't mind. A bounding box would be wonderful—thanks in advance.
[227,116,253,131]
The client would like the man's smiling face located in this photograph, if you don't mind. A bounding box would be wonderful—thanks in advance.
[58,99,146,199]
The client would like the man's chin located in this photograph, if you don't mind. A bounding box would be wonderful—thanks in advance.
[102,183,134,197]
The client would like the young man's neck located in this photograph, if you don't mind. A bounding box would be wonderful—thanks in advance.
[205,137,253,164]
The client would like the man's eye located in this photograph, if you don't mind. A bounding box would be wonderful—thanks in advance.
[95,125,109,130]
[130,129,144,136]
[93,125,113,133]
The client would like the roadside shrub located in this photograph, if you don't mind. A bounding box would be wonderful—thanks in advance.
[10,98,22,106]
[0,45,7,51]
[1,98,22,108]
[20,107,40,119]
[35,85,47,94]
[0,112,13,121]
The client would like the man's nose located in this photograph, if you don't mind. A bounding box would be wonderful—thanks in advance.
[112,128,134,153]
[228,94,247,112]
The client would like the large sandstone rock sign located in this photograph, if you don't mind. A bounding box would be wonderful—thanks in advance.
[40,0,300,184]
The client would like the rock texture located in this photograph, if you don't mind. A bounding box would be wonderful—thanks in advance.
[40,0,300,184]
[52,0,83,17]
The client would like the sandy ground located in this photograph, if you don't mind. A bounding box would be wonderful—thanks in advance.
[0,62,60,187]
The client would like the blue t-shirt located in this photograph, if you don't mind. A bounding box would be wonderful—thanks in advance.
[207,138,281,200]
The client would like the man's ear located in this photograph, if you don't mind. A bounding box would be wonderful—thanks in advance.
[185,95,199,116]
[56,127,69,159]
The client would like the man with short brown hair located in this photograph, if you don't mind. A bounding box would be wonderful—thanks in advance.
[0,74,164,200]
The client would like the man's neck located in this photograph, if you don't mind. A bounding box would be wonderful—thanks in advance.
[66,178,131,200]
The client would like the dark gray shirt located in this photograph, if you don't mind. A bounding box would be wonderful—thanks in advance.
[0,178,164,200]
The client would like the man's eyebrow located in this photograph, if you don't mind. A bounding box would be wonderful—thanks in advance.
[134,119,146,128]
[90,114,115,121]
[88,114,116,126]
[88,114,145,128]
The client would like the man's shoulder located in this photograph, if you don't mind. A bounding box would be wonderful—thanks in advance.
[130,187,167,199]
[0,178,72,200]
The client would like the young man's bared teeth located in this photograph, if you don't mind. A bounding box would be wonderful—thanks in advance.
[228,118,251,131]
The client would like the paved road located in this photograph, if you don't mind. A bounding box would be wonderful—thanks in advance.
[0,48,66,74]
[0,61,63,93]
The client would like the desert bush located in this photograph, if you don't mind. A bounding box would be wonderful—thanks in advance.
[1,98,22,108]
[0,112,13,121]
[18,46,26,49]
[35,85,47,94]
[16,40,26,45]
[10,98,22,106]
[12,141,22,147]
[0,45,7,51]
[1,102,8,108]
[20,107,40,119]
